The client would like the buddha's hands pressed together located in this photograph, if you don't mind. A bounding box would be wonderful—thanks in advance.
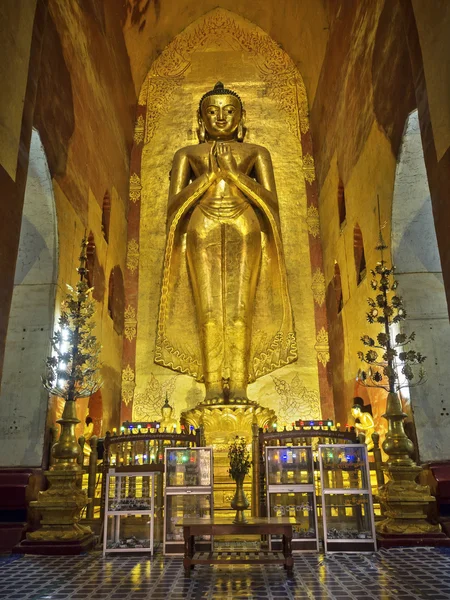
[216,143,239,178]
[207,141,219,181]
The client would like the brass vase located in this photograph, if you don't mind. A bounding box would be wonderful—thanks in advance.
[231,473,249,524]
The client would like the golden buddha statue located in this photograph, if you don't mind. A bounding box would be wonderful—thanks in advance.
[351,397,375,451]
[160,397,179,433]
[155,82,297,405]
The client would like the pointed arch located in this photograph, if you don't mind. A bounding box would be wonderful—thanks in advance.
[391,109,450,462]
[0,129,58,466]
[123,7,334,423]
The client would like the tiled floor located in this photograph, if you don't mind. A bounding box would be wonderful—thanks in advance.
[1,548,450,600]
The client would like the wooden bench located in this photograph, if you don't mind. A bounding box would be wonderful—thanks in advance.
[182,517,294,577]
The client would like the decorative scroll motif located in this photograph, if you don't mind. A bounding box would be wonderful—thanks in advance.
[251,332,298,382]
[302,154,316,184]
[129,173,142,203]
[126,239,139,274]
[311,269,325,307]
[141,9,310,144]
[314,327,330,367]
[121,365,136,406]
[272,374,321,426]
[138,77,149,106]
[306,206,320,238]
[133,115,145,145]
[124,305,137,342]
[133,373,178,421]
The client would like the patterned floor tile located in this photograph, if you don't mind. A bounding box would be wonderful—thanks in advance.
[0,548,449,599]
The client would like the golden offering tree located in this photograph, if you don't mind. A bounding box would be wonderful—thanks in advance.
[28,238,102,544]
[357,227,439,536]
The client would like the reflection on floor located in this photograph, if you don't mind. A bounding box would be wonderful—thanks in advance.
[1,547,450,600]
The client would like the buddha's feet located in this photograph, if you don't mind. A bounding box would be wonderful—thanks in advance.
[228,386,256,405]
[201,386,225,406]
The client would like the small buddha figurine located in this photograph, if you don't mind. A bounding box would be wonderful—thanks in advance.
[160,397,178,433]
[351,397,375,451]
[155,82,297,405]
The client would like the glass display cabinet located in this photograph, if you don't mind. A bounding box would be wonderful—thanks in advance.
[318,444,377,552]
[164,447,214,555]
[265,446,319,551]
[102,468,157,555]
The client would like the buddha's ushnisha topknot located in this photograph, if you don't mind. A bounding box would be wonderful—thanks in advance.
[199,82,243,112]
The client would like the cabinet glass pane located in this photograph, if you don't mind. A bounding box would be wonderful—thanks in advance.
[320,446,368,490]
[269,491,316,539]
[323,493,373,540]
[166,448,212,487]
[107,474,155,511]
[266,447,313,485]
[105,514,151,550]
[165,494,212,542]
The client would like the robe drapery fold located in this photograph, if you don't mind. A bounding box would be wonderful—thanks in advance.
[154,174,298,383]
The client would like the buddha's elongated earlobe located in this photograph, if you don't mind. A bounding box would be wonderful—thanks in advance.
[237,110,246,142]
[197,112,206,143]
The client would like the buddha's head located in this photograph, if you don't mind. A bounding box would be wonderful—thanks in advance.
[351,397,365,419]
[161,397,173,420]
[198,82,246,142]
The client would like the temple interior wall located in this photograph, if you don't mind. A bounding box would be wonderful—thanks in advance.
[0,0,450,465]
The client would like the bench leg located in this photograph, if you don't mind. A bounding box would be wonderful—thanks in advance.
[183,528,193,577]
[283,534,294,577]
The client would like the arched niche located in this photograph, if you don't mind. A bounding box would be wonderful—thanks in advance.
[392,109,450,462]
[124,8,330,426]
[0,129,58,466]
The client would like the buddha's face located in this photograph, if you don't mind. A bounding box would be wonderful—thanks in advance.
[200,95,242,140]
[351,407,361,419]
[162,406,172,420]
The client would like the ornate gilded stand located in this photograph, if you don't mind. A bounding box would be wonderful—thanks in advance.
[181,401,275,515]
[16,400,95,555]
[376,392,448,547]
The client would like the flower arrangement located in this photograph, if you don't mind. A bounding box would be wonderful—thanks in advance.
[228,436,251,480]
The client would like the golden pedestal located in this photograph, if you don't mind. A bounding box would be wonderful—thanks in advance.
[376,392,444,545]
[181,402,276,515]
[376,465,441,535]
[16,400,95,554]
[27,470,92,542]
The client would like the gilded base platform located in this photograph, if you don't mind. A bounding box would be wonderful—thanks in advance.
[181,402,276,444]
[377,532,450,548]
[181,402,276,514]
[376,464,442,536]
[14,534,96,555]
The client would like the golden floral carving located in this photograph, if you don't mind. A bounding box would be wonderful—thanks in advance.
[314,327,330,367]
[129,173,142,203]
[133,115,145,145]
[132,373,178,421]
[126,239,139,274]
[272,374,321,425]
[140,9,310,144]
[302,154,316,184]
[121,365,135,406]
[311,269,325,307]
[124,305,137,342]
[306,206,320,238]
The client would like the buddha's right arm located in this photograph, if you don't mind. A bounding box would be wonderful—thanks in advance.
[166,149,215,230]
